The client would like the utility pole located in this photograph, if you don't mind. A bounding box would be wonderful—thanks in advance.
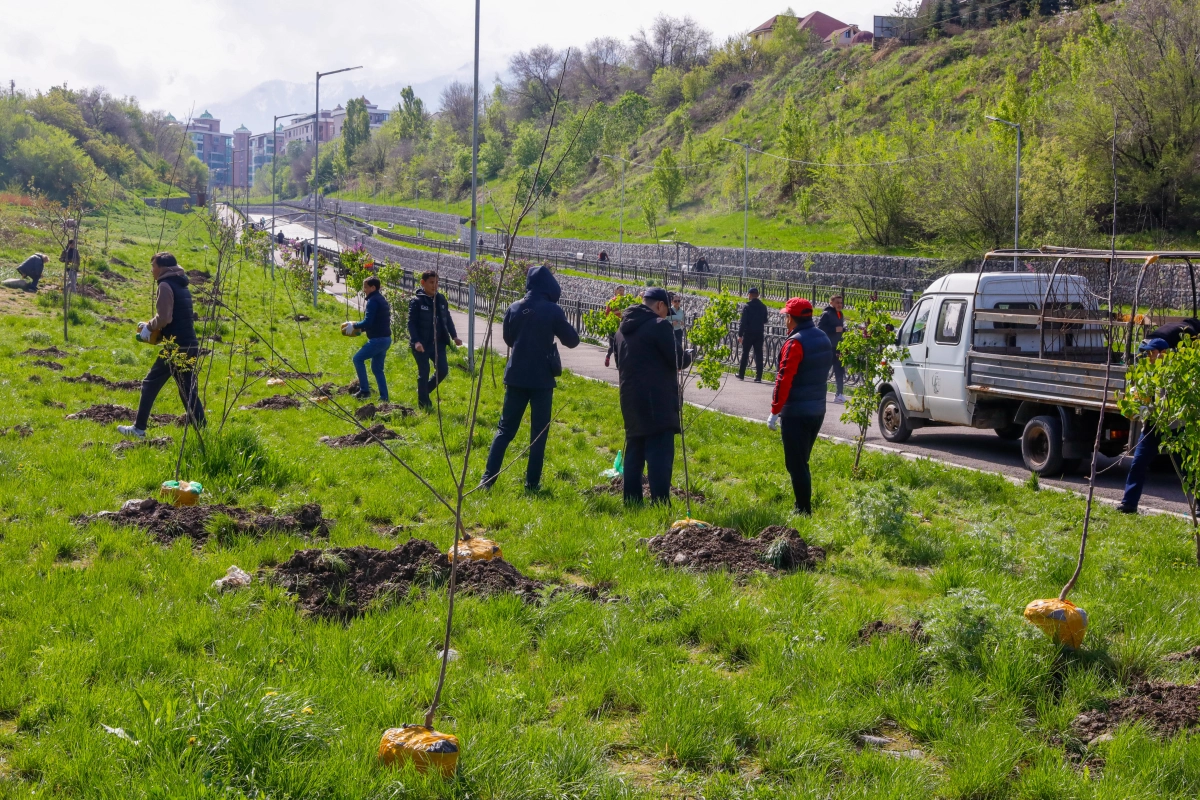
[722,138,752,279]
[986,115,1022,272]
[271,112,303,279]
[467,0,481,373]
[312,65,362,306]
[601,154,629,263]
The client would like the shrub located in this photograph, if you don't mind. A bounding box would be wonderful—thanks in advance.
[183,425,296,492]
[922,588,1015,671]
[849,481,911,539]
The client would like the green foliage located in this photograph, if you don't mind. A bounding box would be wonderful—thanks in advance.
[342,97,371,162]
[183,424,298,494]
[640,185,660,237]
[777,96,817,199]
[922,588,1022,672]
[652,146,685,211]
[849,481,912,539]
[649,67,685,110]
[819,133,916,247]
[582,289,637,339]
[687,291,739,390]
[839,300,908,470]
[339,245,374,293]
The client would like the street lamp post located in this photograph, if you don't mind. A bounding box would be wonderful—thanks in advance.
[270,112,303,279]
[722,138,752,279]
[986,115,1022,272]
[600,154,629,263]
[467,0,481,373]
[312,65,362,307]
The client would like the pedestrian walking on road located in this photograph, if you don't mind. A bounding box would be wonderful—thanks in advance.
[1117,338,1171,514]
[118,252,206,439]
[818,294,847,402]
[407,271,461,409]
[616,287,692,505]
[604,285,627,368]
[738,287,768,382]
[348,276,392,401]
[60,239,80,293]
[767,298,832,515]
[667,293,687,351]
[480,266,580,492]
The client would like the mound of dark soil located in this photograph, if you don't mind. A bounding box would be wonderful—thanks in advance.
[77,283,108,300]
[21,346,69,357]
[588,477,706,503]
[107,256,131,268]
[646,525,824,574]
[1073,682,1200,740]
[252,369,322,379]
[1165,646,1200,663]
[292,313,310,321]
[319,424,401,448]
[241,394,301,411]
[1,424,32,437]
[77,498,330,544]
[186,270,211,283]
[355,402,416,420]
[62,372,142,390]
[113,436,172,452]
[100,316,135,325]
[65,405,184,426]
[273,539,592,618]
[99,268,128,282]
[29,360,64,371]
[858,620,928,644]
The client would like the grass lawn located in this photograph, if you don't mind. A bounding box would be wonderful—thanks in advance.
[2,199,1200,798]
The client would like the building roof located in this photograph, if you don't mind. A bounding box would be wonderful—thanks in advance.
[199,110,214,119]
[165,112,177,122]
[798,11,849,40]
[235,124,250,132]
[825,25,858,41]
[850,30,874,44]
[751,15,779,35]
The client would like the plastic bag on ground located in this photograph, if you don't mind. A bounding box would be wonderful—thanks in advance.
[671,518,711,530]
[160,480,203,507]
[600,450,624,479]
[449,537,502,563]
[378,725,459,776]
[1023,598,1088,649]
[212,565,252,592]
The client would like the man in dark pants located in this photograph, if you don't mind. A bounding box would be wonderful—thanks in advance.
[1117,338,1170,514]
[616,287,692,504]
[407,271,461,409]
[480,266,580,491]
[118,252,206,439]
[738,287,768,382]
[818,294,846,402]
[768,298,832,515]
[349,276,392,401]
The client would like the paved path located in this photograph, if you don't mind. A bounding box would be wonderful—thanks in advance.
[283,212,1189,519]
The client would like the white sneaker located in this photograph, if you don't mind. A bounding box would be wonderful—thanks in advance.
[834,394,847,404]
[117,425,146,439]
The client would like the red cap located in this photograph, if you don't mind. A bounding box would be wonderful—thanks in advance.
[784,297,813,316]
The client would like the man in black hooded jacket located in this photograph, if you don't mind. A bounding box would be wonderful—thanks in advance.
[616,287,692,504]
[407,271,461,409]
[480,266,580,491]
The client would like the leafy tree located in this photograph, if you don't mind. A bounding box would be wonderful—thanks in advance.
[583,291,638,340]
[641,185,660,237]
[652,147,685,210]
[342,97,371,162]
[777,95,817,199]
[1118,337,1200,562]
[387,86,430,142]
[686,291,738,390]
[819,133,915,247]
[838,301,908,472]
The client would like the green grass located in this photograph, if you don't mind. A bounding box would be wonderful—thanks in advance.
[3,197,1200,797]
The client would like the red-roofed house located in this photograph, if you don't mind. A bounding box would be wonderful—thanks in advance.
[825,24,874,48]
[749,10,850,43]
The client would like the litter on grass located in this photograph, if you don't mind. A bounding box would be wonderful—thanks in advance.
[378,725,459,776]
[646,524,824,574]
[212,565,253,592]
[76,498,330,545]
[1024,598,1088,649]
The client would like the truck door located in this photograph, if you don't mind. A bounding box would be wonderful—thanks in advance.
[923,297,971,424]
[895,296,933,413]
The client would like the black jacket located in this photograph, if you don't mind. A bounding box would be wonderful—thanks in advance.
[1148,318,1200,350]
[615,303,692,437]
[502,266,580,389]
[407,287,457,350]
[355,290,391,339]
[156,271,198,347]
[739,297,768,340]
[817,305,844,351]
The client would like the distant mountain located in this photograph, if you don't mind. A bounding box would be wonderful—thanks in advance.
[199,62,499,135]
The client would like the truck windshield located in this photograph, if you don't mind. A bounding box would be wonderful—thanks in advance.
[907,301,932,345]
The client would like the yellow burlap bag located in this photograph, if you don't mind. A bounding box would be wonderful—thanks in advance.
[160,480,202,507]
[1023,598,1088,649]
[448,537,502,563]
[378,725,459,776]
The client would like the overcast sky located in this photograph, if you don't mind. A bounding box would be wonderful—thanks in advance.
[2,0,895,118]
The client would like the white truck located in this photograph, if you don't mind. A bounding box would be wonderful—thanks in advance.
[876,272,1133,475]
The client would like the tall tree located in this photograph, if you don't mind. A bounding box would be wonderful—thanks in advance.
[342,97,370,161]
[652,146,684,210]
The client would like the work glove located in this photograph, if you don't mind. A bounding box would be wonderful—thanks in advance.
[340,321,359,337]
[136,322,152,342]
[767,413,780,432]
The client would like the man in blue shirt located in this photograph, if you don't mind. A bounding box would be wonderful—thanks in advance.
[350,276,392,401]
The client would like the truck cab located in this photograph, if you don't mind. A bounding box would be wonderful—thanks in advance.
[877,272,1129,475]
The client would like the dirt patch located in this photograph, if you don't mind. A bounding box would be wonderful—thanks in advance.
[1165,646,1200,663]
[65,405,184,426]
[76,283,108,300]
[355,402,416,420]
[240,394,301,411]
[77,498,330,545]
[1073,682,1200,740]
[28,360,64,371]
[21,346,69,357]
[108,256,131,268]
[186,270,211,283]
[319,424,401,448]
[101,315,135,325]
[588,477,706,503]
[646,525,825,574]
[252,369,322,379]
[98,268,128,282]
[273,539,592,618]
[0,424,33,437]
[113,436,172,452]
[62,372,142,390]
[858,620,928,644]
[292,314,310,322]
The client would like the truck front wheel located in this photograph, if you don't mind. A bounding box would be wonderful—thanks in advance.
[878,392,913,443]
[1022,415,1065,475]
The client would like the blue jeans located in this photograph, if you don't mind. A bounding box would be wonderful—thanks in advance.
[1121,425,1159,511]
[482,386,554,490]
[352,337,391,401]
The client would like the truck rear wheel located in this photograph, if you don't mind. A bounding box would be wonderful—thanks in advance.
[878,392,913,443]
[1022,415,1065,475]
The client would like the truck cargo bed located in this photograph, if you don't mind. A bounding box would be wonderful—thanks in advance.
[966,351,1126,411]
